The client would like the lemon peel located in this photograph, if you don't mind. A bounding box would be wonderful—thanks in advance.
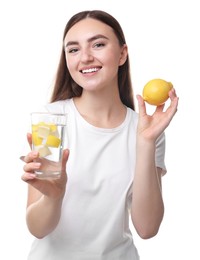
[142,78,173,106]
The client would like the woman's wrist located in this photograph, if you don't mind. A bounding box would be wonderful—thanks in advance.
[136,135,156,149]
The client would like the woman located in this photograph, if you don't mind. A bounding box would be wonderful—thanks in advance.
[21,10,178,260]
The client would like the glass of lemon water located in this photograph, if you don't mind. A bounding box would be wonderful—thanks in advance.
[31,112,67,178]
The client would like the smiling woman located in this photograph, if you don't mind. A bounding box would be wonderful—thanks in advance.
[20,9,178,260]
[63,18,128,101]
[50,10,134,110]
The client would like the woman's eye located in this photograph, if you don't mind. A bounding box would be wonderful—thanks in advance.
[94,43,105,48]
[68,48,78,53]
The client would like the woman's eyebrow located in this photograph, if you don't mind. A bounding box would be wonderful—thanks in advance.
[65,34,109,47]
[88,34,109,42]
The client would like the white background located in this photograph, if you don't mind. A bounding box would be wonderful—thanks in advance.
[0,0,199,259]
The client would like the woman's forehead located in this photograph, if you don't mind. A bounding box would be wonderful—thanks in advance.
[64,18,115,43]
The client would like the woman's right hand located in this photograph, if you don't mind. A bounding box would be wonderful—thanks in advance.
[21,133,69,200]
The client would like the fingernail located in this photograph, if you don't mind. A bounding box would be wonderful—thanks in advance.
[34,163,41,168]
[29,174,36,178]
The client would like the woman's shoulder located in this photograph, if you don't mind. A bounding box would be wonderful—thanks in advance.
[44,99,72,114]
[127,107,138,120]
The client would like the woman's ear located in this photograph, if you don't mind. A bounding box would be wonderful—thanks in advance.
[119,44,128,66]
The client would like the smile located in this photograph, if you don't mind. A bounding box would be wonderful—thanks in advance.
[80,67,101,74]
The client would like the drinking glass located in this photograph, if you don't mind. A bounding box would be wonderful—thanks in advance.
[31,112,67,178]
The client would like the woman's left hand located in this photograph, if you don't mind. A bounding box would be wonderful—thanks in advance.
[136,88,179,141]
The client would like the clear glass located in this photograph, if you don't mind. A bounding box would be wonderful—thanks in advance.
[31,112,67,179]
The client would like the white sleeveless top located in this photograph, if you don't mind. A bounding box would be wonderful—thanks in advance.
[27,99,166,260]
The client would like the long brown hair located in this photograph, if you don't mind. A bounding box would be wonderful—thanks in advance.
[50,10,135,110]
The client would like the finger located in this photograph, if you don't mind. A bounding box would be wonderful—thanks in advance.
[27,133,32,149]
[170,97,179,115]
[21,151,39,163]
[23,160,41,172]
[165,92,179,119]
[169,88,179,107]
[21,172,37,182]
[155,103,165,113]
[61,149,70,172]
[169,88,178,101]
[136,94,147,117]
[60,149,70,179]
[19,156,25,161]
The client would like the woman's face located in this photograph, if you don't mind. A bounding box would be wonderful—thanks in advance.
[64,18,127,93]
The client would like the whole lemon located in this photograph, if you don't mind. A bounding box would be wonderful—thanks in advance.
[142,78,173,106]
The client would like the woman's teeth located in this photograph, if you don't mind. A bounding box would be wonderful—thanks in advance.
[82,68,98,74]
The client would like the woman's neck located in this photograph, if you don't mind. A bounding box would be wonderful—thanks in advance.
[73,91,126,128]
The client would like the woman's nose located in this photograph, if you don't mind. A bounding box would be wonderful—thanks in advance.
[80,48,94,63]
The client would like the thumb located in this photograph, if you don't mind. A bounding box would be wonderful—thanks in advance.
[61,149,70,173]
[136,94,147,117]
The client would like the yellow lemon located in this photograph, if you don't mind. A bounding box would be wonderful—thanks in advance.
[46,135,61,148]
[48,123,58,133]
[32,122,47,132]
[142,78,173,106]
[37,125,51,139]
[32,124,38,132]
[32,132,43,146]
[35,145,52,158]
